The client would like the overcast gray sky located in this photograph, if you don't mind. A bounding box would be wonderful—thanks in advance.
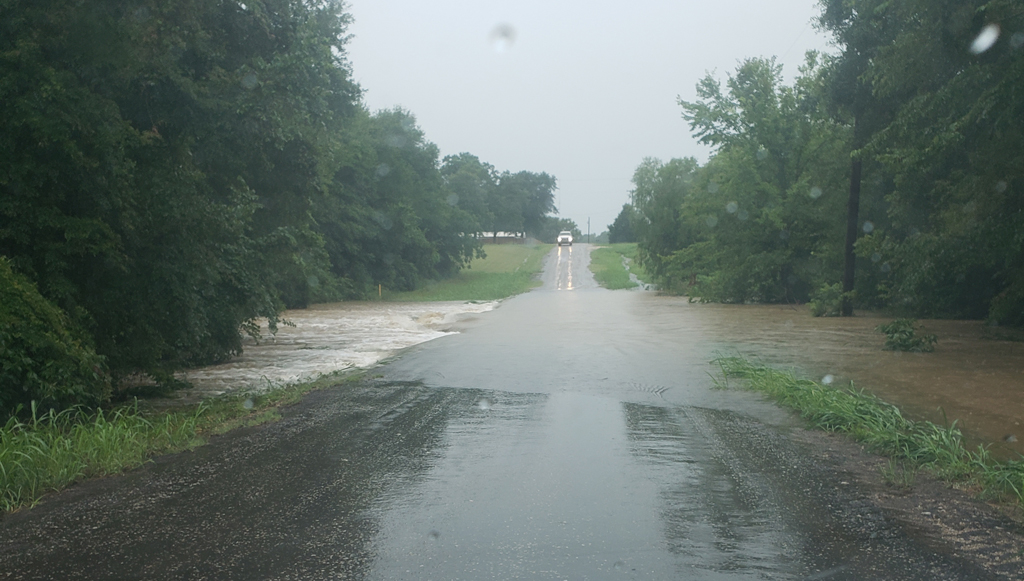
[346,0,834,235]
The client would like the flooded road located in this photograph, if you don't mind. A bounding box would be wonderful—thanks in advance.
[1,244,1019,580]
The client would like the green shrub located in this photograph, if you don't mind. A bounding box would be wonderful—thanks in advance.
[808,282,852,317]
[876,318,938,352]
[0,258,110,416]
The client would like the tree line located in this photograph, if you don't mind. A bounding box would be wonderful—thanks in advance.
[0,0,557,414]
[617,0,1023,324]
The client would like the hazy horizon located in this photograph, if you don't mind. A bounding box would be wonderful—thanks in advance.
[347,0,834,234]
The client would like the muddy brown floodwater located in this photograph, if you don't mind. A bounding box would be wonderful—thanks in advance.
[670,300,1024,459]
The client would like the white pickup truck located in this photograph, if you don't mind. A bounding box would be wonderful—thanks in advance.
[556,231,573,246]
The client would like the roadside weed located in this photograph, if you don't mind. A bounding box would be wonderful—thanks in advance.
[714,356,1024,508]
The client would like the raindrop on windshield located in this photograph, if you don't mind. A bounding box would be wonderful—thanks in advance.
[477,397,492,411]
[428,529,441,540]
[306,275,319,288]
[725,201,738,214]
[1012,33,1024,50]
[809,186,823,199]
[862,221,874,233]
[375,163,391,178]
[880,262,892,273]
[822,374,834,385]
[756,147,768,161]
[446,194,459,206]
[705,215,718,228]
[385,134,407,148]
[707,181,720,194]
[373,212,393,230]
[243,398,254,410]
[489,24,516,53]
[970,23,1000,54]
[779,229,790,240]
[871,253,882,263]
[737,209,749,221]
[995,180,1008,193]
[241,72,259,90]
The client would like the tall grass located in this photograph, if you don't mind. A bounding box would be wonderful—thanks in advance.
[715,356,1024,506]
[0,402,204,511]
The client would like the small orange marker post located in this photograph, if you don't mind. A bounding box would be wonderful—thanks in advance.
[378,284,382,298]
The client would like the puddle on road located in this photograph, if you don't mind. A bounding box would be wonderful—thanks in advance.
[667,300,1024,458]
[177,301,495,397]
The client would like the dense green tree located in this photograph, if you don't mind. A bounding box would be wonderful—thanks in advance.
[607,204,637,243]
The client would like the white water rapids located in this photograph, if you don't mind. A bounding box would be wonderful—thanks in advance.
[177,301,497,398]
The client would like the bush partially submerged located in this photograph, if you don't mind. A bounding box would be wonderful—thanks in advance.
[876,318,937,352]
[809,282,854,317]
[0,258,110,416]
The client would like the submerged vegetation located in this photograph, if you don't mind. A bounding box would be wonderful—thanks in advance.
[876,319,939,352]
[715,357,1024,507]
[621,0,1024,327]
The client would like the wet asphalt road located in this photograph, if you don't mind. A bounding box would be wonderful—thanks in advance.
[0,244,1005,580]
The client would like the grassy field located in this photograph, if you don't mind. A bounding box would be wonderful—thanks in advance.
[715,357,1024,508]
[383,243,551,301]
[589,243,649,290]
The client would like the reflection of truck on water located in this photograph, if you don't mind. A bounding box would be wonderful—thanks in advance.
[556,231,573,246]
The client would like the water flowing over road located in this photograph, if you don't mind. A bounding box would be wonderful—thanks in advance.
[1,245,1019,580]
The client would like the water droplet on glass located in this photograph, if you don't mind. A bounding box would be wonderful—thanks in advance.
[428,529,441,540]
[779,229,790,240]
[243,398,254,410]
[822,374,834,385]
[725,201,738,214]
[970,23,1000,54]
[375,163,391,178]
[737,209,749,221]
[613,560,625,571]
[756,147,768,161]
[477,397,492,411]
[1011,32,1024,50]
[705,215,718,228]
[446,194,459,206]
[871,252,881,263]
[809,186,823,199]
[307,275,319,288]
[489,23,516,53]
[995,180,1008,193]
[862,221,874,233]
[707,181,720,194]
[880,262,892,273]
[373,212,393,230]
[241,72,259,90]
[385,134,407,148]
[132,6,150,21]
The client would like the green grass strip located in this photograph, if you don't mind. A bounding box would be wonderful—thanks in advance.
[0,369,361,512]
[384,244,551,301]
[589,247,637,290]
[714,356,1024,507]
[589,243,649,290]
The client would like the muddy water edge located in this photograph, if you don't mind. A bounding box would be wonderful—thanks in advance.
[660,298,1024,460]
